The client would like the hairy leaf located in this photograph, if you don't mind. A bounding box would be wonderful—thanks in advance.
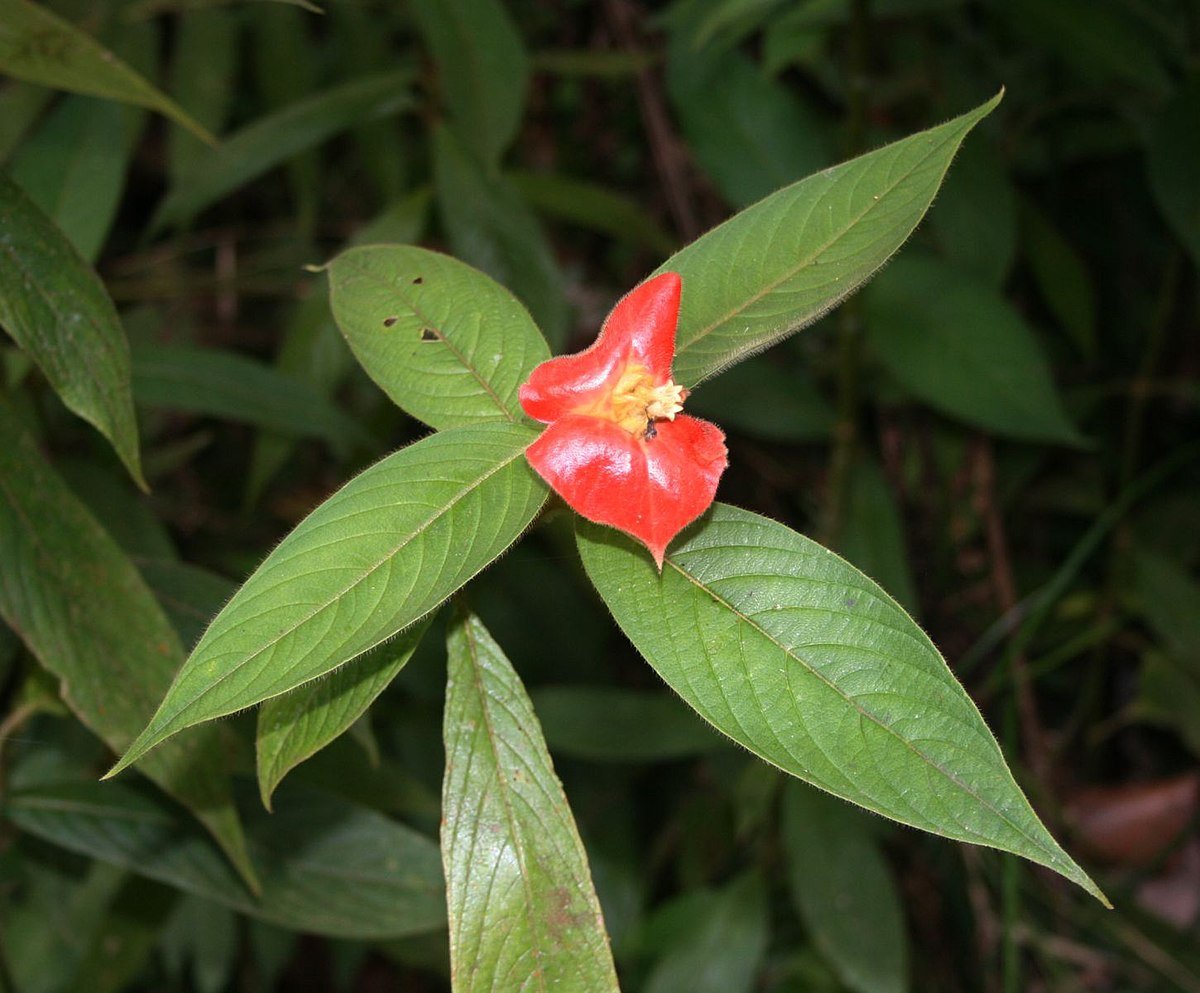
[109,422,548,775]
[660,91,1002,386]
[577,502,1106,902]
[442,612,619,992]
[327,245,549,428]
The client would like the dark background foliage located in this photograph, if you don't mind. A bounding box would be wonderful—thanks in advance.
[0,0,1198,991]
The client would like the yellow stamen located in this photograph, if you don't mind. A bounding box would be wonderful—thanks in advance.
[580,363,687,436]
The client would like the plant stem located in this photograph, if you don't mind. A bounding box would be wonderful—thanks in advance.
[821,0,871,546]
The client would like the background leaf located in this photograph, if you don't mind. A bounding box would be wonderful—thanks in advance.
[864,253,1085,445]
[576,502,1105,902]
[1146,75,1200,268]
[0,0,213,141]
[256,617,432,808]
[659,91,1001,386]
[5,780,446,940]
[783,783,909,993]
[110,422,548,774]
[442,611,620,992]
[0,172,144,486]
[928,138,1016,286]
[327,245,549,429]
[0,402,253,886]
[408,0,529,167]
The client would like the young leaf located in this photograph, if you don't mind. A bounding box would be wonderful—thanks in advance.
[256,618,432,809]
[153,69,413,229]
[0,403,253,887]
[864,254,1086,446]
[0,0,214,142]
[433,125,570,347]
[408,0,529,167]
[576,502,1107,903]
[7,780,446,940]
[0,173,144,487]
[442,611,620,992]
[327,245,550,428]
[783,784,909,993]
[108,422,548,776]
[659,90,1002,386]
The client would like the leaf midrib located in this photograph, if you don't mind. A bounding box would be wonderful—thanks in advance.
[663,551,1066,868]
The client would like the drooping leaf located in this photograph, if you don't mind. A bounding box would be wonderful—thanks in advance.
[643,873,768,993]
[408,0,529,167]
[327,245,549,428]
[660,91,1002,386]
[576,502,1106,902]
[433,124,570,347]
[153,69,413,229]
[109,422,548,775]
[0,0,213,141]
[442,611,620,992]
[530,686,724,762]
[256,618,432,808]
[0,402,254,887]
[1147,75,1200,268]
[783,784,909,993]
[0,172,144,486]
[864,254,1085,446]
[9,94,141,262]
[666,39,831,208]
[5,780,446,939]
[131,342,368,452]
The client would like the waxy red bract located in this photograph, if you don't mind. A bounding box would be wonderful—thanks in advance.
[519,272,728,567]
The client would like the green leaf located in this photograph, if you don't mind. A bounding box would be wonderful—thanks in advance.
[0,80,52,163]
[167,8,239,186]
[839,458,918,614]
[1147,75,1200,268]
[1018,197,1096,358]
[6,780,446,939]
[864,254,1085,446]
[131,342,368,452]
[576,502,1106,903]
[666,39,831,208]
[643,873,768,993]
[928,137,1015,286]
[327,245,549,429]
[0,0,214,142]
[0,172,144,486]
[433,125,570,348]
[153,69,413,229]
[0,402,254,888]
[660,90,1002,387]
[256,618,432,809]
[1130,548,1200,658]
[66,876,175,993]
[508,170,677,255]
[136,558,234,650]
[531,686,724,762]
[9,94,140,262]
[442,611,620,992]
[783,784,909,993]
[408,0,529,167]
[109,422,548,775]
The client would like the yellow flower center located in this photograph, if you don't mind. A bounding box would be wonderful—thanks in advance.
[582,363,686,436]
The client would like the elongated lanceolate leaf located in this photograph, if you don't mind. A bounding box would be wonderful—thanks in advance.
[577,503,1106,903]
[783,784,908,993]
[660,91,1002,386]
[0,0,213,142]
[327,245,549,429]
[109,422,549,776]
[6,780,445,939]
[0,403,254,887]
[0,173,144,487]
[443,612,619,992]
[257,618,432,808]
[153,70,413,229]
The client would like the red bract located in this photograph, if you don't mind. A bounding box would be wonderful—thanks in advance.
[519,272,728,568]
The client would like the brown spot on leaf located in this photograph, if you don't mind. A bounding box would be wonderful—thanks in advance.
[382,316,398,328]
[420,328,438,342]
[412,276,424,284]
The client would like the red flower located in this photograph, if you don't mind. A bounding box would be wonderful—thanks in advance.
[519,272,728,568]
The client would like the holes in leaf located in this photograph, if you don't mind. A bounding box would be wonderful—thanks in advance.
[382,316,399,328]
[420,328,438,342]
[411,276,424,285]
